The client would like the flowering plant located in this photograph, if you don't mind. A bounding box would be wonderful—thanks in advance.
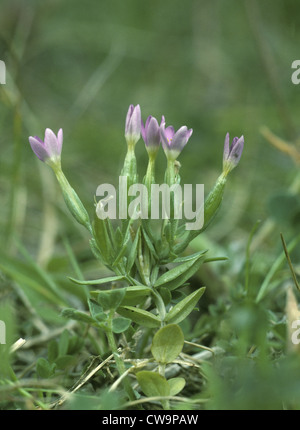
[29,104,244,409]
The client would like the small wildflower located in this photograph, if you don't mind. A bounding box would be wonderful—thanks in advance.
[223,133,244,175]
[29,128,63,165]
[125,104,141,147]
[160,117,193,161]
[141,115,161,157]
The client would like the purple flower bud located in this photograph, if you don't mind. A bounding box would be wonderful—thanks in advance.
[141,115,161,156]
[160,116,193,161]
[29,128,63,164]
[125,104,141,146]
[223,132,244,174]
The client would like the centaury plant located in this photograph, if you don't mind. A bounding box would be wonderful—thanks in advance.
[29,104,244,409]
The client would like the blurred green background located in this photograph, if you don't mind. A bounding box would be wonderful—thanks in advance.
[2,0,300,328]
[1,0,300,410]
[1,0,300,252]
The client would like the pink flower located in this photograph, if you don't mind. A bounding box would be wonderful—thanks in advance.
[160,116,193,161]
[29,128,63,164]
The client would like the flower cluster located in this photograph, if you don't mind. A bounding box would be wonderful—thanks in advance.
[28,104,244,240]
[125,104,193,162]
[29,104,244,173]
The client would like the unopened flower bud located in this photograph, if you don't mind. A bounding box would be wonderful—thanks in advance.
[125,104,141,147]
[223,133,244,175]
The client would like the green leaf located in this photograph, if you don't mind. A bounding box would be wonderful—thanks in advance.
[55,354,76,370]
[172,251,207,263]
[120,286,151,306]
[168,377,186,396]
[142,228,158,259]
[88,299,107,321]
[48,340,58,363]
[165,287,206,324]
[154,251,207,291]
[136,371,170,397]
[158,287,172,306]
[97,288,127,311]
[68,275,125,285]
[58,329,69,356]
[126,227,140,272]
[112,317,131,333]
[113,218,135,265]
[61,308,96,324]
[89,238,103,261]
[117,306,161,328]
[151,324,184,363]
[93,217,114,264]
[88,299,103,318]
[36,358,55,379]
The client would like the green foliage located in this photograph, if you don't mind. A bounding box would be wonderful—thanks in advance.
[154,251,207,291]
[117,306,161,328]
[2,0,300,412]
[165,287,206,324]
[151,324,184,364]
[136,371,170,398]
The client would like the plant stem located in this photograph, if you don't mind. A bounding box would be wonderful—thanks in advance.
[105,318,136,402]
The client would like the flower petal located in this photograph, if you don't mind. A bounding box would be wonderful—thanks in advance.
[44,128,60,157]
[145,116,160,148]
[57,128,63,154]
[29,137,50,161]
[229,135,244,165]
[223,132,230,161]
[171,126,190,152]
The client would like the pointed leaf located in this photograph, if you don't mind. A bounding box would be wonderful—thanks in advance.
[165,287,206,324]
[68,275,125,286]
[117,306,161,328]
[126,227,140,272]
[61,308,95,324]
[154,251,207,291]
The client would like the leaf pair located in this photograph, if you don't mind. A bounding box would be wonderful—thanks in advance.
[154,250,207,291]
[117,286,205,328]
[136,371,185,398]
[136,325,186,399]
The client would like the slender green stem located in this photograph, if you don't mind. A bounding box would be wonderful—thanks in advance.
[105,316,136,402]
